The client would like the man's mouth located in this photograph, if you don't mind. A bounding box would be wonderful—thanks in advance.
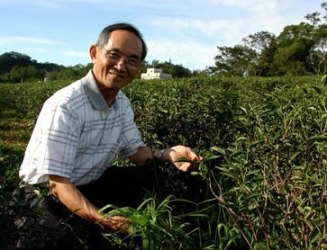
[108,71,125,79]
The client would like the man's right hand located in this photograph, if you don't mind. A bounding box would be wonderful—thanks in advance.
[98,215,131,234]
[48,175,132,234]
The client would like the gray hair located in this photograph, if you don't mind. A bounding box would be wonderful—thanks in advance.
[96,22,147,61]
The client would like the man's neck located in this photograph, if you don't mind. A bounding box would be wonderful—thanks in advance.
[101,88,118,107]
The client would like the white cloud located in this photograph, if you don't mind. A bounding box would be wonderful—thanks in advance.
[141,1,313,70]
[0,0,63,8]
[146,17,227,38]
[146,39,216,70]
[0,36,59,46]
[207,0,281,12]
[62,50,89,59]
[143,0,309,56]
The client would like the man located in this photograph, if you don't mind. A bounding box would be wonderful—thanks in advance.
[19,23,201,237]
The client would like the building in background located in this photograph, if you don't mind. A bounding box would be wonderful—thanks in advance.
[141,68,172,80]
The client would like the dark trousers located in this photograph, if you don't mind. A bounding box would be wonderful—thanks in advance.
[77,165,159,208]
[27,165,160,249]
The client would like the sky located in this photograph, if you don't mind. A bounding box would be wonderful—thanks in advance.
[0,0,325,71]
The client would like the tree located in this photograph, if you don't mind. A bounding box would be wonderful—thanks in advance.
[305,3,327,74]
[0,51,34,74]
[242,31,276,54]
[212,2,327,76]
[213,45,257,76]
[142,60,191,78]
[47,64,91,81]
[321,2,327,22]
[269,23,316,75]
[9,65,43,82]
[308,23,327,74]
[305,12,321,26]
[242,31,277,76]
[159,61,191,78]
[309,37,327,74]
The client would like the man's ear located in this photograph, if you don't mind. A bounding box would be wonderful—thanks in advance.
[89,44,97,62]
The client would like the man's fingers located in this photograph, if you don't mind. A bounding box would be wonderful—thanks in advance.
[105,216,130,232]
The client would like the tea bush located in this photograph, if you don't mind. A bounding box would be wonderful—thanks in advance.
[204,83,327,249]
[0,75,326,249]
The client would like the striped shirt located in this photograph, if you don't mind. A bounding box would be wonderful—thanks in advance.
[19,71,145,186]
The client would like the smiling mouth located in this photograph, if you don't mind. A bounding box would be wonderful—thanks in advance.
[108,71,125,79]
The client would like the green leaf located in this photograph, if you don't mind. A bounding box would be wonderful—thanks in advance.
[130,214,148,226]
[312,86,322,95]
[210,146,226,155]
[254,242,266,250]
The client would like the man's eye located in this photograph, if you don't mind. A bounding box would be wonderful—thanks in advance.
[128,58,139,65]
[109,52,120,59]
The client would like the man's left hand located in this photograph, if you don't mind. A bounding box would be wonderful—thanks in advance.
[164,145,202,172]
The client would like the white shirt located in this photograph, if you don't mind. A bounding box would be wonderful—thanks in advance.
[19,71,145,185]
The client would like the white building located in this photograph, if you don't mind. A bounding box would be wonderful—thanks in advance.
[141,68,172,80]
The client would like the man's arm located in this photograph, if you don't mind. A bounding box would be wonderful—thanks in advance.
[130,145,201,172]
[48,175,129,232]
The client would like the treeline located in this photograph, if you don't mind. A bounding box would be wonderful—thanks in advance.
[0,51,93,83]
[0,51,195,83]
[210,2,327,76]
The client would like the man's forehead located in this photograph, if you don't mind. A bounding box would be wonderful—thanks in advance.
[105,30,143,55]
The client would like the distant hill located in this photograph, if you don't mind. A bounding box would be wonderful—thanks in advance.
[0,51,62,74]
[0,51,93,83]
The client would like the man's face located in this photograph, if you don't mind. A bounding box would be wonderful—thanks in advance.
[90,30,143,91]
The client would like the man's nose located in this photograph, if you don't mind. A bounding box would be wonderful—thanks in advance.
[116,57,127,71]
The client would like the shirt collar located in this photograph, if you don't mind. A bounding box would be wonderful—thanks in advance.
[82,70,117,110]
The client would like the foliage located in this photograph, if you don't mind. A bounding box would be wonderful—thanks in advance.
[145,60,192,78]
[214,45,257,76]
[0,51,36,74]
[0,51,91,83]
[100,196,206,249]
[212,2,327,76]
[1,75,327,249]
[203,82,327,249]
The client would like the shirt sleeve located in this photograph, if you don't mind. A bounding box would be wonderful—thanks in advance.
[30,103,80,180]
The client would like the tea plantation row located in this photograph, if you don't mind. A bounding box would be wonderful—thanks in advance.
[0,75,326,249]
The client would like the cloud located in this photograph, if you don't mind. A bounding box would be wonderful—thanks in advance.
[207,0,281,12]
[146,39,216,70]
[141,1,305,70]
[146,17,243,44]
[0,0,63,9]
[0,36,60,46]
[143,0,303,52]
[62,50,89,59]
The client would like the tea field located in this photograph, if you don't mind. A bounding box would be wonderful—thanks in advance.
[0,75,326,249]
